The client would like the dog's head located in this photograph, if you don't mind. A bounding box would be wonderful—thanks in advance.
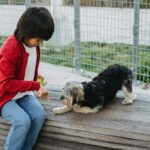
[109,64,133,92]
[60,81,85,108]
[120,65,133,92]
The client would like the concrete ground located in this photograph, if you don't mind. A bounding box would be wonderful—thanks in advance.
[39,62,150,101]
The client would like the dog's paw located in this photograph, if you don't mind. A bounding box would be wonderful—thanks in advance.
[73,104,80,108]
[52,107,64,114]
[73,105,102,114]
[73,104,90,114]
[72,104,81,112]
[122,93,137,105]
[94,105,103,111]
[122,98,133,105]
[73,107,91,114]
[53,105,72,114]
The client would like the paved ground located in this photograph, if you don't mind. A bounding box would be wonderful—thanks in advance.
[39,62,91,88]
[39,62,150,101]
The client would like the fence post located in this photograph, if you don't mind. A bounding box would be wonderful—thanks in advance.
[74,0,81,72]
[25,0,32,9]
[50,0,62,49]
[133,0,140,83]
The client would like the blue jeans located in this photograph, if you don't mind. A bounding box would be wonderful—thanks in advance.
[1,95,47,150]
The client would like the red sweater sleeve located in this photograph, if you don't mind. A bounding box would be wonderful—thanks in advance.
[0,39,40,93]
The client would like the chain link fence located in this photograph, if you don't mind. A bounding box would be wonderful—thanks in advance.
[0,0,150,84]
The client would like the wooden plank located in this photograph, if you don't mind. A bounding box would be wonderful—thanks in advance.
[0,118,11,125]
[0,124,10,130]
[41,126,150,148]
[0,129,8,136]
[0,85,150,149]
[44,120,150,142]
[0,134,6,142]
[34,138,112,150]
[47,112,150,136]
[39,132,148,150]
[0,141,4,147]
[43,104,150,135]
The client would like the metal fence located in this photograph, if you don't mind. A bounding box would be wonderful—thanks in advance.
[0,0,150,83]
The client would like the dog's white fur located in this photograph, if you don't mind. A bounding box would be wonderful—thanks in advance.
[122,86,137,104]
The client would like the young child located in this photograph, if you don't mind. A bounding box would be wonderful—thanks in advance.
[0,7,54,150]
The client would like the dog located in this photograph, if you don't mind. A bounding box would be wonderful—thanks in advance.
[53,64,136,114]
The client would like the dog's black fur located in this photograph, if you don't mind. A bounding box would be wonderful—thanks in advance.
[75,64,133,108]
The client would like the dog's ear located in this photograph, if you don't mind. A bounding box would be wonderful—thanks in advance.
[68,87,78,96]
[72,87,79,98]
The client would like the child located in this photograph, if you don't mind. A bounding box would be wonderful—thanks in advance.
[0,7,54,150]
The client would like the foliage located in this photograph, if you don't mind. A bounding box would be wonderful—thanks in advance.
[137,60,150,83]
[0,0,150,8]
[40,41,150,83]
[63,0,150,8]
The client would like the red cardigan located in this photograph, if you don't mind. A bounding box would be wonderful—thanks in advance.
[0,35,40,108]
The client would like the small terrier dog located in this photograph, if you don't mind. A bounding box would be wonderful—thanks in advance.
[53,64,136,114]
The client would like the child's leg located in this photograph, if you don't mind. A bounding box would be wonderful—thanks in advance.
[1,100,31,150]
[17,95,47,150]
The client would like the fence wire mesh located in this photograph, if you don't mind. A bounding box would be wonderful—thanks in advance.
[0,0,150,83]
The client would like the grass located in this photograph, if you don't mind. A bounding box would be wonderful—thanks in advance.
[41,41,150,82]
[1,36,150,83]
[41,42,134,70]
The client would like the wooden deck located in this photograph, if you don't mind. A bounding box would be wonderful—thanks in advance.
[1,84,150,150]
[0,62,150,150]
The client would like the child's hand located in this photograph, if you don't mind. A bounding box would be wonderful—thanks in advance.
[37,75,47,86]
[37,87,51,101]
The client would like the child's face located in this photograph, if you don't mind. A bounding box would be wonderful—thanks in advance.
[24,37,43,47]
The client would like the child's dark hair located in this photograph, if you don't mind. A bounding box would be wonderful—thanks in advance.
[14,7,54,42]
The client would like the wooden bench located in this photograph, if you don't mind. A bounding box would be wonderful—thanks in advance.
[0,85,150,150]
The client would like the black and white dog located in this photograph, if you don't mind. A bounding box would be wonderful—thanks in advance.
[53,64,136,114]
